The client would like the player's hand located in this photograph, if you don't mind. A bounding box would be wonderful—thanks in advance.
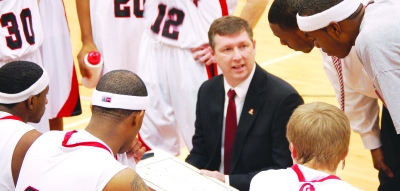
[191,44,216,66]
[371,147,394,177]
[77,42,98,78]
[200,169,225,183]
[126,137,146,164]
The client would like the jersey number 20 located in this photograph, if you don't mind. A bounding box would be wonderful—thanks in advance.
[151,4,185,40]
[114,0,145,18]
[1,8,35,50]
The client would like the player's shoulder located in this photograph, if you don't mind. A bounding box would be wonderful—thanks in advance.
[251,168,293,190]
[103,168,149,191]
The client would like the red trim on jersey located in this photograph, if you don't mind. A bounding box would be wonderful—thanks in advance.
[219,0,229,16]
[0,115,23,122]
[138,132,152,152]
[291,164,341,182]
[62,130,112,155]
[57,64,81,117]
[205,64,219,79]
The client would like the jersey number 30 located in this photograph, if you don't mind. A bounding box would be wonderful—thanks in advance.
[151,4,185,40]
[1,8,35,50]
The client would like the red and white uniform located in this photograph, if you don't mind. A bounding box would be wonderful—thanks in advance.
[250,164,362,191]
[38,0,82,120]
[0,0,43,66]
[0,0,49,133]
[137,0,237,155]
[0,112,34,191]
[90,0,145,74]
[15,130,128,191]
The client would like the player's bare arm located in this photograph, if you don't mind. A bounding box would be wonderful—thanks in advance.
[130,174,150,191]
[76,0,98,78]
[103,168,150,191]
[240,0,269,28]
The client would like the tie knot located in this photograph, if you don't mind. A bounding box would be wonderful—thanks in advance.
[228,89,236,100]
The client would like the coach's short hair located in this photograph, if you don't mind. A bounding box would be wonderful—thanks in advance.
[286,102,350,171]
[0,61,44,108]
[92,70,148,121]
[208,16,253,50]
[268,0,299,30]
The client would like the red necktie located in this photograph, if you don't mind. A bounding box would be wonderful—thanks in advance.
[224,89,237,173]
[332,56,345,111]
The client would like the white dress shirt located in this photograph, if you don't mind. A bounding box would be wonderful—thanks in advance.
[320,48,381,149]
[218,63,256,183]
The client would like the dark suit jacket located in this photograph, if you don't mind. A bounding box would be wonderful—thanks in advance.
[185,64,304,191]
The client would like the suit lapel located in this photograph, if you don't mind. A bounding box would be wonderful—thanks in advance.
[230,65,266,173]
[207,76,225,166]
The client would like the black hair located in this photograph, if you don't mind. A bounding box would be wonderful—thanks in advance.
[298,0,342,16]
[92,70,148,121]
[268,0,299,30]
[0,61,44,108]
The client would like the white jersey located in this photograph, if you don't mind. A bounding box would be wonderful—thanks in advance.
[143,0,238,48]
[90,0,145,74]
[0,112,34,191]
[39,0,82,119]
[15,130,128,191]
[320,48,381,150]
[250,164,362,191]
[0,0,43,63]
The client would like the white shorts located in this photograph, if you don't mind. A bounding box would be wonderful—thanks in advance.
[137,33,212,155]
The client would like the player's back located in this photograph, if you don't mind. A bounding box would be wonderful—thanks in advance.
[250,165,362,191]
[0,0,43,63]
[15,130,127,191]
[0,112,34,191]
[143,0,237,48]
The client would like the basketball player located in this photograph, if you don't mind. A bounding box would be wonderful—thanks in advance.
[0,61,48,191]
[250,102,362,191]
[39,0,82,131]
[267,0,394,186]
[296,0,400,189]
[137,0,269,156]
[76,0,145,78]
[0,0,50,132]
[15,70,150,191]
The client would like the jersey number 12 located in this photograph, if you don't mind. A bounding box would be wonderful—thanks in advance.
[150,4,185,40]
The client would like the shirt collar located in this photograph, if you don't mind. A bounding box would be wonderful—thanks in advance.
[223,63,256,101]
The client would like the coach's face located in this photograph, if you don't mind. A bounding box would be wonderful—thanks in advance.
[269,23,314,53]
[304,27,353,58]
[210,30,256,87]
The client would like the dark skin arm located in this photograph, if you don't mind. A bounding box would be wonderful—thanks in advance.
[11,129,41,185]
[103,168,151,191]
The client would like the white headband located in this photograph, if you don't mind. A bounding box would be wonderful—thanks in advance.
[0,69,49,104]
[297,0,362,32]
[92,89,149,110]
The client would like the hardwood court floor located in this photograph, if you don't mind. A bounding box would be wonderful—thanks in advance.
[63,0,379,190]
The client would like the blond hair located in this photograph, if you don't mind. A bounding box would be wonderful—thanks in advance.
[286,102,350,171]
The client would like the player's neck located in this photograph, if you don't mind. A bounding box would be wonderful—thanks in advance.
[85,119,124,156]
[302,163,337,175]
[0,105,29,123]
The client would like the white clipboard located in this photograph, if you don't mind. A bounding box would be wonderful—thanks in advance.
[136,150,239,191]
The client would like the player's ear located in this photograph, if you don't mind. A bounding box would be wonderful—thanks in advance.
[26,95,37,110]
[290,142,297,158]
[327,22,342,38]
